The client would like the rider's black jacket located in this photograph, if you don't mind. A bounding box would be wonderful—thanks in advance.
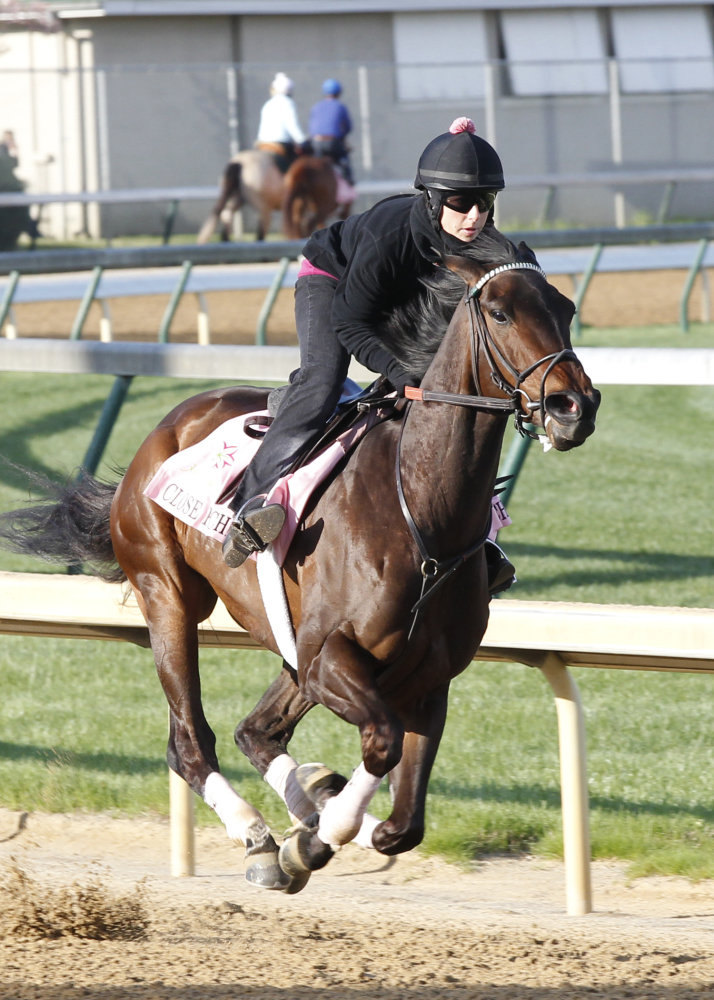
[303,193,447,390]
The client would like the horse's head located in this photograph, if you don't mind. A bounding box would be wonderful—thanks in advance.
[444,250,601,452]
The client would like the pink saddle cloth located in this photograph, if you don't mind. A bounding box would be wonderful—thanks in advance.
[143,407,385,566]
[144,407,512,567]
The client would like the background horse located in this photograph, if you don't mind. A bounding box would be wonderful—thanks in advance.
[198,150,353,243]
[197,149,284,243]
[282,155,354,238]
[0,231,599,893]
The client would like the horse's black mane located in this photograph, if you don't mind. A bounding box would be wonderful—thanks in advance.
[379,227,535,378]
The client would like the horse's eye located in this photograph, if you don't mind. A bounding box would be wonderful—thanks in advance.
[489,309,508,324]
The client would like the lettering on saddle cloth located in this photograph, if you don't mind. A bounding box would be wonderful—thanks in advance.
[143,407,386,566]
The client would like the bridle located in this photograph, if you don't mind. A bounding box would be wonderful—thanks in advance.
[404,260,578,441]
[397,261,578,639]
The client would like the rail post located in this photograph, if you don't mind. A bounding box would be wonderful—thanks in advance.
[0,269,19,337]
[679,238,709,333]
[70,265,104,340]
[80,374,134,476]
[255,256,291,346]
[158,260,193,343]
[572,243,603,340]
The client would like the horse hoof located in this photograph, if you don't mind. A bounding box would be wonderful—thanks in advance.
[244,832,291,891]
[282,867,312,895]
[279,827,334,879]
[295,763,348,812]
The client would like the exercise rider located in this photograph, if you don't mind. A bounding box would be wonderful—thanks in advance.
[222,117,516,595]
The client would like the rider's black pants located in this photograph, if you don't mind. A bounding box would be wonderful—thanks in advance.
[229,273,349,512]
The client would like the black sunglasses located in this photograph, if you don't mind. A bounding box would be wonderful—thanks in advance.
[442,190,497,214]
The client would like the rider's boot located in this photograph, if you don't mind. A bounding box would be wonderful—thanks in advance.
[485,539,516,597]
[222,497,286,569]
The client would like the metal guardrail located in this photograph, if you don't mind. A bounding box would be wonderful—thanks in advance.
[2,165,713,229]
[3,224,714,276]
[0,240,307,276]
[2,225,712,342]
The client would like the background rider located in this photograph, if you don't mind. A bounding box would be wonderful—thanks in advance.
[309,78,354,185]
[255,72,307,174]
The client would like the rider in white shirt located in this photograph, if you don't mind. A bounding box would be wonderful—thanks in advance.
[256,72,307,173]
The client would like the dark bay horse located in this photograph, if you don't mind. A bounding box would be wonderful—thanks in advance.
[197,150,352,243]
[0,233,599,893]
[282,155,354,238]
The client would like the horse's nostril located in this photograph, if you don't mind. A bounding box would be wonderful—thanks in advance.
[546,392,581,422]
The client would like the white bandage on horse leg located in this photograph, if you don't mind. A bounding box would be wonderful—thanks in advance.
[264,754,315,823]
[203,771,265,845]
[353,811,380,849]
[317,762,382,847]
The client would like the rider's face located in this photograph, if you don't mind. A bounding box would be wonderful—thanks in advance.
[438,189,496,243]
[439,200,490,243]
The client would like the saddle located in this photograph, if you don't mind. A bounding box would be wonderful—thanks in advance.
[255,141,298,175]
[267,376,402,475]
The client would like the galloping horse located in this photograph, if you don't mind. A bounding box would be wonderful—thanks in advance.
[197,150,353,243]
[0,231,599,892]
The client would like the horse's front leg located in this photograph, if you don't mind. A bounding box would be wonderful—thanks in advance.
[278,631,404,878]
[370,683,450,856]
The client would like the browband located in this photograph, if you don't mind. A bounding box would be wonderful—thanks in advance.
[469,261,547,297]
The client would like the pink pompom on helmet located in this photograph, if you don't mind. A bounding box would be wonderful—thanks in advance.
[414,117,505,192]
[449,117,477,135]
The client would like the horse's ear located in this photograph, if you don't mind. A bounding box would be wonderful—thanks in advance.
[442,254,471,286]
[516,241,539,266]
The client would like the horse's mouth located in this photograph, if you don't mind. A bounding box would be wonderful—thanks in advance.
[542,389,601,451]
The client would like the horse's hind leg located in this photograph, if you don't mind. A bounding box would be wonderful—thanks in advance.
[235,662,319,823]
[142,601,290,891]
[116,490,292,890]
[219,196,240,241]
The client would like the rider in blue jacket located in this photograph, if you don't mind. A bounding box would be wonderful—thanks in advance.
[222,117,515,595]
[309,78,354,184]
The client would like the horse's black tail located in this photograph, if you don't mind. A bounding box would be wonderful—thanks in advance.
[197,160,243,243]
[223,161,243,209]
[0,465,125,583]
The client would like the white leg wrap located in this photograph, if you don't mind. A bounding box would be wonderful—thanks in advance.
[353,812,380,849]
[317,762,383,848]
[264,754,315,823]
[203,771,264,846]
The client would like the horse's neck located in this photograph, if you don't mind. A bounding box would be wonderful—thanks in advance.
[399,387,507,556]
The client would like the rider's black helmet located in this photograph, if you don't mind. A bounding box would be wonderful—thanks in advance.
[414,117,505,192]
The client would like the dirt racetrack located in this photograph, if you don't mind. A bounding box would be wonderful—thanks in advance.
[1,808,713,1000]
[1,269,713,997]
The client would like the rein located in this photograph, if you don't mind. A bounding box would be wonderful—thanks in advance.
[395,414,493,641]
[397,260,576,640]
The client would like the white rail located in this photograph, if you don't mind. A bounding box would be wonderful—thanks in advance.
[1,339,713,388]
